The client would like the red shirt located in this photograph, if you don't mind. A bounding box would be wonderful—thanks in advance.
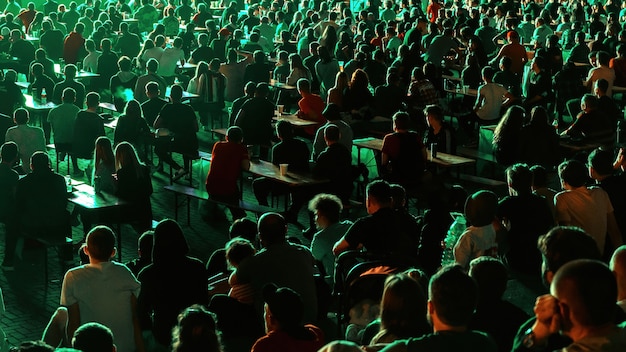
[251,325,324,352]
[206,141,249,196]
[18,9,36,33]
[427,2,441,23]
[297,93,326,136]
[63,32,85,64]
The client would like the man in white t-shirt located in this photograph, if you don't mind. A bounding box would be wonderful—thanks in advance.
[157,36,185,84]
[585,50,616,97]
[459,66,512,138]
[42,226,142,352]
[555,159,623,257]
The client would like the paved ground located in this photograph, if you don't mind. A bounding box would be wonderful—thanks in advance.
[0,122,547,349]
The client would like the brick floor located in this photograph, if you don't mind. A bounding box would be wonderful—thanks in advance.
[0,125,545,349]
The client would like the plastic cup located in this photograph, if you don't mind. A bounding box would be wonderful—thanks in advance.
[277,105,284,114]
[279,164,288,175]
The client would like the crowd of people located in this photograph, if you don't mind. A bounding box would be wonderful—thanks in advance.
[2,0,626,350]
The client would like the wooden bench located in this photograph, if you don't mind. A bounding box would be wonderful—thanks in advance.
[456,146,496,163]
[164,184,275,224]
[459,173,507,189]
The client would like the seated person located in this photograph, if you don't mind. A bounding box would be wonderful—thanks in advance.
[381,111,427,189]
[561,94,614,142]
[423,104,456,154]
[234,82,275,153]
[252,120,309,206]
[296,78,326,137]
[4,108,46,174]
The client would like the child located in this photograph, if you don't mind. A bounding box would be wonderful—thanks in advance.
[225,238,256,305]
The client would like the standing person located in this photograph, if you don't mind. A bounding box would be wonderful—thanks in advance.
[381,112,427,189]
[42,226,143,352]
[5,108,46,174]
[153,85,199,179]
[138,219,208,350]
[73,92,105,173]
[315,46,340,101]
[140,81,167,127]
[205,126,250,220]
[0,142,19,270]
[157,37,184,84]
[234,82,275,152]
[96,39,119,92]
[380,265,498,352]
[48,87,81,175]
[220,49,251,102]
[188,59,226,131]
[109,56,137,112]
[64,23,86,65]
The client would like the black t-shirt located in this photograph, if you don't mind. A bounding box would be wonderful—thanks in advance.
[191,46,215,64]
[271,138,310,173]
[40,29,64,60]
[53,80,86,108]
[157,102,198,153]
[0,82,25,116]
[235,96,274,145]
[141,97,168,126]
[73,110,105,159]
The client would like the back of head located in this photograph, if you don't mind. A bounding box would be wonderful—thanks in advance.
[146,81,159,96]
[324,124,340,142]
[170,84,183,102]
[255,82,269,97]
[552,259,617,328]
[172,305,221,352]
[558,159,589,188]
[14,108,29,125]
[469,257,508,301]
[263,283,304,332]
[72,322,114,352]
[366,180,392,207]
[146,58,159,73]
[86,92,100,108]
[530,165,548,188]
[380,273,428,337]
[538,226,601,275]
[429,265,478,327]
[275,119,294,139]
[62,87,77,104]
[85,226,116,262]
[392,111,410,130]
[226,126,243,143]
[30,151,50,172]
[464,190,497,227]
[258,212,287,246]
[228,218,258,243]
[1,141,18,163]
[588,148,615,177]
[308,193,343,224]
[153,219,189,263]
[14,340,55,352]
[506,163,533,194]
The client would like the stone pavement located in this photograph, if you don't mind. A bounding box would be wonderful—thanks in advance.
[0,129,545,349]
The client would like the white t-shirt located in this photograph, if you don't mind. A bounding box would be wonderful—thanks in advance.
[476,82,508,120]
[141,47,164,65]
[157,47,184,77]
[82,51,101,73]
[61,261,141,352]
[453,224,498,269]
[587,66,616,96]
[555,186,614,254]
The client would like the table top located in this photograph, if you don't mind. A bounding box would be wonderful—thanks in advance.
[177,62,197,70]
[445,87,478,97]
[164,86,200,100]
[248,160,328,186]
[69,183,127,210]
[353,137,475,167]
[24,94,58,110]
[273,113,320,127]
[269,79,297,90]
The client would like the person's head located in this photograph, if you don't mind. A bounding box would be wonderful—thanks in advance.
[464,190,497,227]
[12,340,55,352]
[538,226,602,287]
[146,58,159,73]
[588,148,615,180]
[29,151,50,172]
[254,82,270,98]
[224,237,256,268]
[113,141,142,173]
[72,322,115,352]
[275,119,294,140]
[86,92,100,109]
[594,78,609,96]
[13,108,29,125]
[257,212,288,247]
[596,50,610,66]
[308,193,343,229]
[506,30,519,43]
[83,226,116,262]
[366,180,392,213]
[171,305,222,352]
[226,126,243,143]
[31,62,43,77]
[63,64,77,80]
[469,257,509,302]
[551,259,617,335]
[135,230,153,262]
[94,135,114,165]
[0,141,18,164]
[428,265,478,329]
[152,219,189,264]
[296,78,311,95]
[392,111,410,131]
[378,271,429,337]
[100,38,111,52]
[169,84,183,102]
[390,184,407,210]
[262,283,304,334]
[506,163,533,196]
[228,218,257,244]
[323,124,340,145]
[123,99,141,119]
[424,105,443,128]
[558,159,589,189]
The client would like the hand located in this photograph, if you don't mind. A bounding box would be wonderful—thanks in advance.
[614,148,624,170]
[532,294,561,343]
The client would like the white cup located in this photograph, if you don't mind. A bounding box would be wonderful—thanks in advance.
[277,105,284,114]
[279,164,288,175]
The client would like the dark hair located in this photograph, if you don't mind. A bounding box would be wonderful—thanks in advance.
[469,257,508,301]
[72,322,114,352]
[392,111,410,130]
[429,265,478,327]
[86,92,100,108]
[379,273,430,339]
[85,226,116,262]
[367,180,392,205]
[464,190,497,227]
[588,148,615,176]
[493,105,525,147]
[558,159,589,188]
[226,126,243,143]
[14,108,29,125]
[224,238,256,266]
[275,119,294,139]
[172,305,222,352]
[308,193,343,223]
[153,219,189,264]
[228,218,257,243]
[324,124,340,142]
[1,141,18,162]
[537,226,601,274]
[13,340,54,352]
[258,212,287,245]
[506,163,533,194]
[530,165,548,187]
